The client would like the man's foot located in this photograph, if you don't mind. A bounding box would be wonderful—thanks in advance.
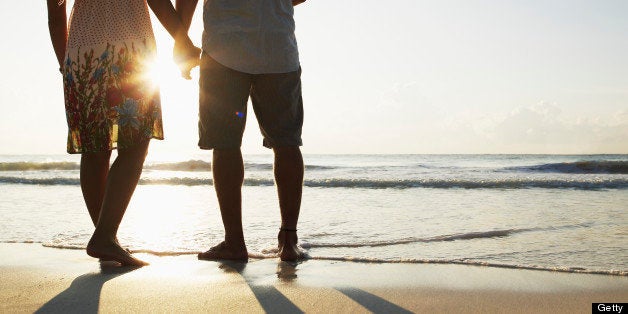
[87,238,148,266]
[278,229,305,262]
[198,241,248,262]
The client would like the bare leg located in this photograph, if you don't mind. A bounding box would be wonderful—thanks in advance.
[274,146,305,261]
[198,148,248,261]
[80,152,111,226]
[86,141,150,266]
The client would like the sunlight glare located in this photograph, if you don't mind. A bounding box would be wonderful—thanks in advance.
[124,186,188,253]
[145,54,178,88]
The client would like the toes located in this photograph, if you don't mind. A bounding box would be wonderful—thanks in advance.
[87,243,148,266]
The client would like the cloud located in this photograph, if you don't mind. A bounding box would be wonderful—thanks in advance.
[312,79,628,154]
[484,103,628,153]
[367,86,628,153]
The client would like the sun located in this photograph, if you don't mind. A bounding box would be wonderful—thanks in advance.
[145,53,179,88]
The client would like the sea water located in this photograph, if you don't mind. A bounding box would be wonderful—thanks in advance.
[0,154,626,275]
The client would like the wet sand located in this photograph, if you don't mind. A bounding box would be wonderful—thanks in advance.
[0,243,626,313]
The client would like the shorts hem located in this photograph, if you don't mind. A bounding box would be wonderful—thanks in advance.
[198,143,242,151]
[262,139,303,149]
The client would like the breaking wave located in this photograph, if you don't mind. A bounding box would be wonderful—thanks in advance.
[0,160,333,172]
[2,176,627,190]
[300,224,590,249]
[506,161,628,174]
[145,160,210,171]
[0,162,78,171]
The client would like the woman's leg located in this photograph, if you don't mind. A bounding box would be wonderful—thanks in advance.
[86,140,150,266]
[80,152,111,226]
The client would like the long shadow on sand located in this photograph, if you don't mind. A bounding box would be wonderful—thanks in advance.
[35,263,138,314]
[336,287,413,314]
[218,261,413,313]
[219,261,304,314]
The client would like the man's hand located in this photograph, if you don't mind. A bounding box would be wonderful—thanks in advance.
[173,0,200,79]
[174,40,201,80]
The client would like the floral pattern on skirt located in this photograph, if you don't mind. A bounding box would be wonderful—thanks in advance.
[62,39,163,154]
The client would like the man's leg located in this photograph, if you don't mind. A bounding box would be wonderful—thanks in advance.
[197,53,250,261]
[198,148,248,260]
[274,146,305,261]
[250,67,305,261]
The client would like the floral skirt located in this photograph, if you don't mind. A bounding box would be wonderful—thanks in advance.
[62,39,163,154]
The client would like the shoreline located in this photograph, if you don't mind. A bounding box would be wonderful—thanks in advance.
[28,242,627,277]
[1,243,626,313]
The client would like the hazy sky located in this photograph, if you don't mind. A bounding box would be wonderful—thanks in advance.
[1,0,627,155]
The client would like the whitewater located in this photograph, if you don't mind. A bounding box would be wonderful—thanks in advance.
[0,154,626,275]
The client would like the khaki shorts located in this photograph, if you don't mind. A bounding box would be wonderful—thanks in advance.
[198,53,303,150]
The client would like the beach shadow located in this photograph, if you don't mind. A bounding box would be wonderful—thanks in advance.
[219,260,304,314]
[336,287,413,314]
[35,263,139,314]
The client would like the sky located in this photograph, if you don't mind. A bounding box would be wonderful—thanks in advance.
[1,0,627,155]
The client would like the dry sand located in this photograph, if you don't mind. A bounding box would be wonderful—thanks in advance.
[0,243,626,313]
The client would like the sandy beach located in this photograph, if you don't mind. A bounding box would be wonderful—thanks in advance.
[0,243,625,313]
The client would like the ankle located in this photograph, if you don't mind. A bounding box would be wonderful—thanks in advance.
[89,231,116,245]
[278,228,298,245]
[224,239,246,250]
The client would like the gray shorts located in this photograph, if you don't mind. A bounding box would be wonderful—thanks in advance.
[198,53,303,150]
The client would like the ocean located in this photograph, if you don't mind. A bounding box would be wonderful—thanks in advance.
[0,154,626,275]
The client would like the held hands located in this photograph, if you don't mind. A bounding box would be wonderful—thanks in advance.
[174,39,201,80]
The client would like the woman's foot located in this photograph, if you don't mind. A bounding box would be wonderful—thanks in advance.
[278,229,305,262]
[98,247,133,262]
[198,241,248,262]
[87,238,148,266]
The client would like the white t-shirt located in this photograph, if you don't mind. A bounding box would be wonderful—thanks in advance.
[202,0,300,74]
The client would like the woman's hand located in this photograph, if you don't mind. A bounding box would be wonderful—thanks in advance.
[46,0,67,70]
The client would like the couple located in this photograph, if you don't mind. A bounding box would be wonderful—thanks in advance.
[46,0,306,266]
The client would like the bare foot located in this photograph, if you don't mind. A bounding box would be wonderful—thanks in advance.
[99,247,133,262]
[198,241,248,262]
[278,230,305,262]
[87,239,148,266]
